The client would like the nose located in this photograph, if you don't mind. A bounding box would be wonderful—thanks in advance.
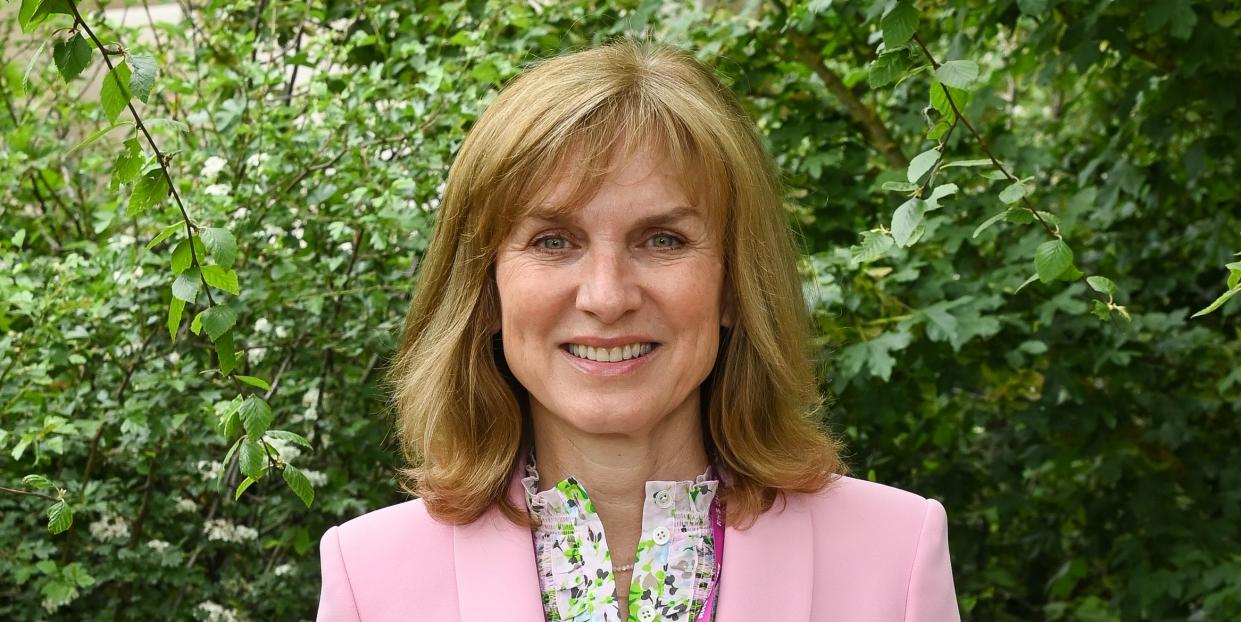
[575,245,641,324]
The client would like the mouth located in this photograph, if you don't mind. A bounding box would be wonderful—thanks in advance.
[560,342,659,363]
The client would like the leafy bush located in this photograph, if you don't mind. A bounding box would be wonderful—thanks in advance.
[2,0,1238,620]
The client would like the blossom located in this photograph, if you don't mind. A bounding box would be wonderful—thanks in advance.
[146,539,172,553]
[89,515,130,542]
[196,601,241,622]
[201,155,228,178]
[203,519,259,543]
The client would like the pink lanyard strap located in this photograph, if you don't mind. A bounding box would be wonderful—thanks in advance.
[694,497,725,622]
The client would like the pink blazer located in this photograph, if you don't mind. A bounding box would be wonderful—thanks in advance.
[317,470,960,621]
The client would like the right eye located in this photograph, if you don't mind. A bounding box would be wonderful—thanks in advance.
[532,234,571,253]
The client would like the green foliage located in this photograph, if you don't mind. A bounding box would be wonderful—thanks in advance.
[2,0,1239,620]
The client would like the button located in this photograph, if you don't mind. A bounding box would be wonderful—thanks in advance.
[638,605,657,622]
[652,526,671,545]
[654,489,673,509]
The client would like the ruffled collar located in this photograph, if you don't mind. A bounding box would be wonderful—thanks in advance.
[521,451,720,521]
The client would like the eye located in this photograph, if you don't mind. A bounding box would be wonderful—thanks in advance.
[532,234,571,253]
[648,232,686,250]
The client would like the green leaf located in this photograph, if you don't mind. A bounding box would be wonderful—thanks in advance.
[935,60,980,90]
[266,429,311,449]
[69,121,131,157]
[906,147,940,184]
[1191,285,1241,318]
[100,62,132,123]
[23,474,54,490]
[1086,276,1118,297]
[167,297,185,339]
[216,330,237,375]
[868,52,909,89]
[172,267,201,302]
[851,230,894,264]
[1014,273,1039,294]
[201,265,240,295]
[171,236,206,273]
[925,183,958,210]
[240,395,274,439]
[237,375,272,391]
[53,34,92,83]
[111,139,144,189]
[146,223,181,251]
[282,465,315,508]
[881,1,918,48]
[1034,239,1074,283]
[22,38,51,93]
[200,305,238,341]
[238,438,266,479]
[942,158,992,168]
[234,476,257,501]
[201,228,237,269]
[881,181,919,193]
[891,198,926,248]
[47,500,72,535]
[999,181,1028,204]
[19,0,70,32]
[1018,0,1048,15]
[972,209,1012,238]
[1092,299,1112,321]
[127,53,156,103]
[128,169,169,216]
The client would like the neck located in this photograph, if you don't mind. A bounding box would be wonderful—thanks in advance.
[529,393,709,559]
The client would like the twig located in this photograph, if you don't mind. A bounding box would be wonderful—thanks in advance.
[0,486,60,502]
[66,0,217,306]
[912,34,1058,239]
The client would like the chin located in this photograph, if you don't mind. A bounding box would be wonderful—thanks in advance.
[555,403,660,436]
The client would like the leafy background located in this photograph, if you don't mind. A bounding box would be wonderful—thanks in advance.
[2,0,1239,620]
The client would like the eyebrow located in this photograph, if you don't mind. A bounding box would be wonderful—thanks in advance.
[525,205,705,229]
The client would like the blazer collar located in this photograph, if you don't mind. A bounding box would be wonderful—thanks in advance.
[451,461,815,621]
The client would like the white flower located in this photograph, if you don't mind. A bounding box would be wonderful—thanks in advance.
[266,436,302,462]
[304,469,328,487]
[250,347,268,364]
[254,318,272,334]
[89,515,131,542]
[273,563,294,577]
[301,387,321,407]
[204,183,230,197]
[196,601,241,622]
[203,519,259,543]
[202,156,228,179]
[146,539,171,553]
[166,351,181,366]
[196,460,222,481]
[175,497,198,513]
[245,152,270,168]
[274,325,288,339]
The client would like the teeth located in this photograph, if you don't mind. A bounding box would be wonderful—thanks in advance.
[567,343,653,362]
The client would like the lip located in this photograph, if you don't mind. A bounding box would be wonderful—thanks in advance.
[560,343,660,377]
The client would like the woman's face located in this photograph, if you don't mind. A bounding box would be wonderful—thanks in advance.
[494,146,729,438]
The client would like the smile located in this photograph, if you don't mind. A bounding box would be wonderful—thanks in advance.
[564,343,656,363]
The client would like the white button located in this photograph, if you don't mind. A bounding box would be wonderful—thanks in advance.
[638,605,657,622]
[655,489,673,509]
[652,526,671,545]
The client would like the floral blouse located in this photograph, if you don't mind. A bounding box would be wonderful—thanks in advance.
[522,456,722,622]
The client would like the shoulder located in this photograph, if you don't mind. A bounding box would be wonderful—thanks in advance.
[328,497,455,569]
[319,498,458,616]
[789,474,950,568]
[801,474,943,519]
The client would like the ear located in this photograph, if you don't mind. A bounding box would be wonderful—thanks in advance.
[720,283,736,328]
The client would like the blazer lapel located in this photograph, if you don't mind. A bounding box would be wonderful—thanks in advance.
[453,467,546,622]
[714,494,815,621]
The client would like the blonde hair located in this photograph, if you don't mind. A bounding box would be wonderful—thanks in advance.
[387,39,844,528]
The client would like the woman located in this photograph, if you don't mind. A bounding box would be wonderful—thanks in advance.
[318,40,960,621]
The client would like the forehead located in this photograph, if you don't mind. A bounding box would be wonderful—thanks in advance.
[513,143,723,233]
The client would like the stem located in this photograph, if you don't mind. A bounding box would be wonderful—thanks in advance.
[0,486,60,501]
[66,0,217,306]
[912,35,1058,239]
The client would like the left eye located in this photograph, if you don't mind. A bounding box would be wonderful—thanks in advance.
[649,234,682,248]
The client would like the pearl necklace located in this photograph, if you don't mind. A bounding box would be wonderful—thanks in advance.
[613,562,635,573]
